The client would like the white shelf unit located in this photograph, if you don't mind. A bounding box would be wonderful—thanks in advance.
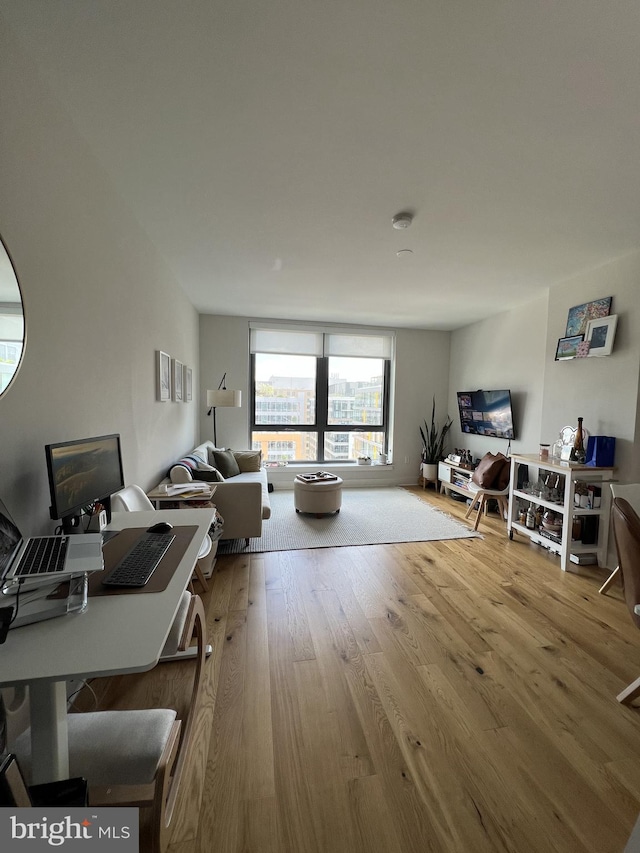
[507,453,615,572]
[438,460,475,499]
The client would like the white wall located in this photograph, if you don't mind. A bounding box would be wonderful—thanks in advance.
[0,19,199,534]
[199,314,451,487]
[542,252,640,482]
[450,262,639,483]
[449,293,549,461]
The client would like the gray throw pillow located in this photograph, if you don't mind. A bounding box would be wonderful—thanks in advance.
[232,450,262,473]
[212,449,241,478]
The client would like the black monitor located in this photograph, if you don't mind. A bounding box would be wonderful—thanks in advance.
[45,434,125,533]
[456,390,515,440]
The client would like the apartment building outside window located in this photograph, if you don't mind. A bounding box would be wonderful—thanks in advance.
[250,325,393,463]
[0,308,24,394]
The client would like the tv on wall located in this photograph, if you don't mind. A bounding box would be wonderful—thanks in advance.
[457,390,515,439]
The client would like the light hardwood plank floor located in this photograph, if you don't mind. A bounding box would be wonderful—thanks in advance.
[81,487,640,852]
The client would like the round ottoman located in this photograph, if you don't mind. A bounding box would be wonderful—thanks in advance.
[294,474,343,517]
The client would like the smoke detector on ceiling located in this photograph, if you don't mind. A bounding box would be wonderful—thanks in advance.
[392,212,413,229]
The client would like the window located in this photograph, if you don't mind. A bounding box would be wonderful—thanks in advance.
[0,309,24,394]
[250,326,393,463]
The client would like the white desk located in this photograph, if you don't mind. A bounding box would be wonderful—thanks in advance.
[0,507,214,784]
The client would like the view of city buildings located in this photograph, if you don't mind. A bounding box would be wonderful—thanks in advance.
[251,355,386,463]
[0,340,22,394]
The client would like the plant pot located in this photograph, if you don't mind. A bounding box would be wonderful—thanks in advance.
[421,463,438,482]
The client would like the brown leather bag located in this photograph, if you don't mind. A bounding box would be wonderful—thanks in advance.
[471,452,510,490]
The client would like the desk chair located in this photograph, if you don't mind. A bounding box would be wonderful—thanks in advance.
[12,589,206,852]
[111,485,211,594]
[599,484,640,595]
[611,497,640,705]
[464,482,510,531]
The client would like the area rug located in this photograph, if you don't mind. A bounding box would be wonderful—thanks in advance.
[217,487,480,554]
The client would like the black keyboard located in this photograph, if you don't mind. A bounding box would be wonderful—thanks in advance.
[16,537,68,576]
[102,532,175,588]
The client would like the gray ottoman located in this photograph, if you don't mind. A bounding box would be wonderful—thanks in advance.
[294,474,343,517]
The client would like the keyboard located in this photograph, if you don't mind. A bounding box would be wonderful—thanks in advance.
[102,532,175,588]
[16,537,68,576]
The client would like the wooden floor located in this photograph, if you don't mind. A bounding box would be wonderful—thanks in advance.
[85,487,640,852]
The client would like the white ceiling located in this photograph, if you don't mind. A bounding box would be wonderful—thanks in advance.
[3,1,640,330]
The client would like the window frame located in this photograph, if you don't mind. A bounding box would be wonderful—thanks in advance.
[250,353,391,463]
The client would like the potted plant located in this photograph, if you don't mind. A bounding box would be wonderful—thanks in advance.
[420,397,453,483]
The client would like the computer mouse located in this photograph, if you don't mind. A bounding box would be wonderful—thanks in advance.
[147,521,174,534]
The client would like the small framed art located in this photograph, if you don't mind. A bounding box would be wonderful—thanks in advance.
[555,335,583,361]
[585,314,618,357]
[565,296,612,337]
[157,351,171,401]
[184,366,193,402]
[172,359,184,401]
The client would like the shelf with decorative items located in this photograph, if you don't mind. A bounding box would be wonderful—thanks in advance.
[437,458,475,498]
[507,453,615,572]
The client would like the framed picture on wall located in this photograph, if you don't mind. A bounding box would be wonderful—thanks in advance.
[585,314,618,357]
[172,359,184,401]
[565,296,612,336]
[156,351,171,401]
[555,334,583,361]
[184,366,193,402]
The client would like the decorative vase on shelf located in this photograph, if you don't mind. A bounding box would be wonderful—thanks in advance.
[570,417,586,464]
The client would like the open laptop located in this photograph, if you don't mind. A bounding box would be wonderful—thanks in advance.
[0,498,103,585]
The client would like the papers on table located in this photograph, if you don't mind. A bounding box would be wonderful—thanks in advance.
[161,482,211,495]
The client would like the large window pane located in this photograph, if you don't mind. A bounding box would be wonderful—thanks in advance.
[325,431,385,461]
[327,357,384,426]
[252,431,318,462]
[254,353,316,426]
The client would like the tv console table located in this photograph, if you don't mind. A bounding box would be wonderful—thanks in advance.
[437,459,475,500]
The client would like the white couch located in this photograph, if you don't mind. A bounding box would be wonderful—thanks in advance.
[169,441,271,543]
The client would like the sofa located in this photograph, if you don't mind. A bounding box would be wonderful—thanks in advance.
[169,441,271,542]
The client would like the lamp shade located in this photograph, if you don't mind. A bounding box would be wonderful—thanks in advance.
[206,389,242,408]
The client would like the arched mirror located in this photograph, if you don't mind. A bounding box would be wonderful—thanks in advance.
[0,235,25,397]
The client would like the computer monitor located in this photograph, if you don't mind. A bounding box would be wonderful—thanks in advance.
[45,434,125,534]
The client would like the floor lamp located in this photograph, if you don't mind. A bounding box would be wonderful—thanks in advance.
[207,374,242,447]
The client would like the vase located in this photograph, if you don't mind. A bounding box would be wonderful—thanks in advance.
[421,463,438,482]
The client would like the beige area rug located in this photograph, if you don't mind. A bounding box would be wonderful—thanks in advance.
[217,487,479,554]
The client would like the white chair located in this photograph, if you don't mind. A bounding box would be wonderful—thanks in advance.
[13,589,207,852]
[464,481,510,531]
[599,483,640,595]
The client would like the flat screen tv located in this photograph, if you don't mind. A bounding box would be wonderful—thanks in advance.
[457,390,515,440]
[45,433,125,533]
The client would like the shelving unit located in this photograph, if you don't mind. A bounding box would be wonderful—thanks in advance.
[507,453,615,572]
[438,459,475,500]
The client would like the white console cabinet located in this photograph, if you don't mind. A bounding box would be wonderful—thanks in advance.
[438,459,475,499]
[506,453,615,573]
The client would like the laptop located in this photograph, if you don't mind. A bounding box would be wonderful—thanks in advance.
[0,498,104,585]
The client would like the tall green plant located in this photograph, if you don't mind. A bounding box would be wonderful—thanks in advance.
[420,397,453,464]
